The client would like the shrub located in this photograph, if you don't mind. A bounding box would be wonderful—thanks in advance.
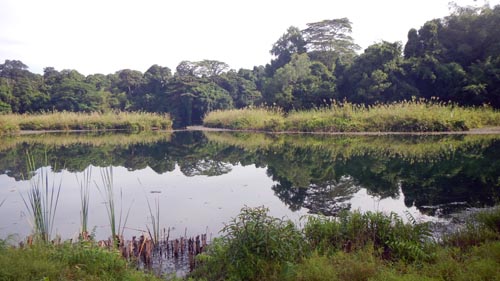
[193,206,303,281]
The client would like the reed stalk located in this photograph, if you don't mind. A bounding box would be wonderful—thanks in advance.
[145,196,160,246]
[20,152,62,243]
[96,166,132,246]
[76,167,92,237]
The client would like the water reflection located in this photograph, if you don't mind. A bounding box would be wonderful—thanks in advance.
[0,131,498,239]
[204,132,500,216]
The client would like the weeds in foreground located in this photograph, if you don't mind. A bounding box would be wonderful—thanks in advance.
[304,210,433,262]
[194,206,303,281]
[0,242,162,280]
[442,206,500,249]
[192,206,500,281]
[19,152,62,243]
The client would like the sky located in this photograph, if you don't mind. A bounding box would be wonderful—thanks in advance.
[0,0,498,75]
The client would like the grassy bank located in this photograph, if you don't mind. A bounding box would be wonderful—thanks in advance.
[203,100,500,132]
[191,206,500,281]
[0,111,173,135]
[0,241,162,281]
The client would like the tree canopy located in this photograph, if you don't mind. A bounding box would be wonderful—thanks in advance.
[1,4,499,126]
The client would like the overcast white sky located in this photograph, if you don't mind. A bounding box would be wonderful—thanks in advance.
[0,0,497,75]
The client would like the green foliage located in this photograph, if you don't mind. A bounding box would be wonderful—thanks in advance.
[304,211,433,262]
[2,5,500,127]
[443,207,500,249]
[192,207,500,281]
[193,206,303,281]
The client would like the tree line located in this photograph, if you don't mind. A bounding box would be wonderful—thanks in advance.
[1,4,499,127]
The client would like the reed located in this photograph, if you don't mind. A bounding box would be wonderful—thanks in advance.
[19,152,62,243]
[203,100,500,132]
[0,111,173,135]
[203,107,285,131]
[96,166,132,246]
[76,167,92,239]
[145,196,161,246]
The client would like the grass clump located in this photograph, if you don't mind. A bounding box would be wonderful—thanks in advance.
[0,111,172,135]
[96,166,132,246]
[203,107,285,131]
[193,206,303,281]
[19,152,62,243]
[304,211,433,262]
[0,242,162,281]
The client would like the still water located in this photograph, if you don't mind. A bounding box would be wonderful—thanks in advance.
[0,131,499,241]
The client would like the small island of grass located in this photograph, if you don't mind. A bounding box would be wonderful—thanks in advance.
[0,111,173,135]
[203,100,500,133]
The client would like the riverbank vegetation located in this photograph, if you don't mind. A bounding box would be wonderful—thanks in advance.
[1,5,500,128]
[0,240,162,281]
[190,206,500,281]
[2,206,498,280]
[0,111,172,135]
[204,100,500,132]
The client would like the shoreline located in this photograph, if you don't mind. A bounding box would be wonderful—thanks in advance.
[2,126,499,136]
[185,125,500,136]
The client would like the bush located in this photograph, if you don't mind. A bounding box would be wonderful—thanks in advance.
[193,206,303,281]
[303,211,433,262]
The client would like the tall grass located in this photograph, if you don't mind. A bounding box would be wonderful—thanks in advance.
[76,167,92,238]
[145,196,161,246]
[203,107,285,131]
[19,152,62,242]
[203,100,500,132]
[96,166,132,246]
[0,111,172,135]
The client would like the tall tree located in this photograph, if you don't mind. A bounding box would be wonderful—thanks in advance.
[302,18,360,68]
[268,26,307,74]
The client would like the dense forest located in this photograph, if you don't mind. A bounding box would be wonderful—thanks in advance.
[1,5,499,127]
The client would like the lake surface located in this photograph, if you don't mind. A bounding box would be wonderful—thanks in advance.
[0,130,499,242]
